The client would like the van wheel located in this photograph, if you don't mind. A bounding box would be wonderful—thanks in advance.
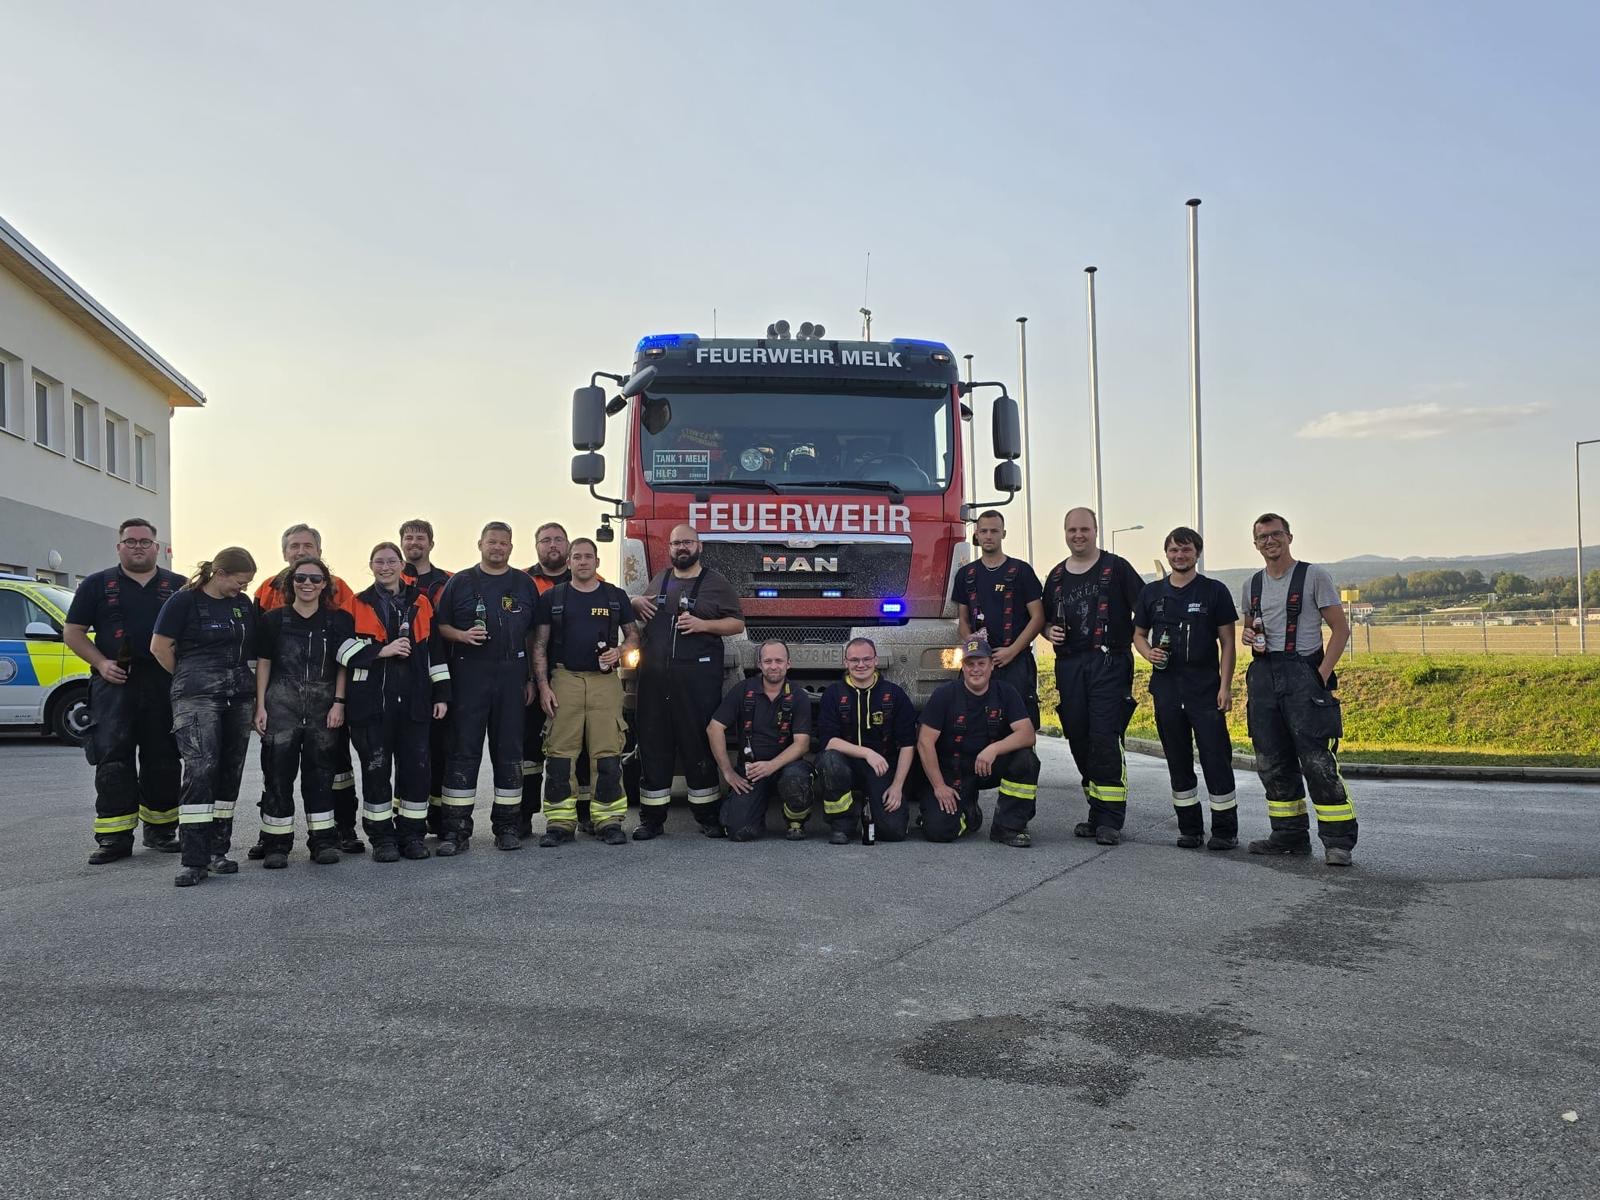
[50,685,91,745]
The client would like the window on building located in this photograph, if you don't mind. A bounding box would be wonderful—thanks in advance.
[0,353,13,436]
[35,381,50,447]
[72,395,100,465]
[134,427,154,489]
[32,373,63,453]
[105,410,129,479]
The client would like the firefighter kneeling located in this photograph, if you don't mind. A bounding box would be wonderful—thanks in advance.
[813,637,918,844]
[915,635,1040,846]
[707,641,813,841]
[532,538,638,847]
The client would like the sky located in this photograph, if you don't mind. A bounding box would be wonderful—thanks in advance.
[4,0,1597,580]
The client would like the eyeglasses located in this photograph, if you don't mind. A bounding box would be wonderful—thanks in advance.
[669,540,697,548]
[292,573,327,585]
[1253,531,1287,544]
[120,538,156,548]
[844,656,876,665]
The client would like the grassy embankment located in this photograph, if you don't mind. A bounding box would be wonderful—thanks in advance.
[1035,650,1600,768]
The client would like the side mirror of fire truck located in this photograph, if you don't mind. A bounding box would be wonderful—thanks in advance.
[572,452,605,486]
[573,385,608,451]
[993,461,1022,494]
[991,394,1022,461]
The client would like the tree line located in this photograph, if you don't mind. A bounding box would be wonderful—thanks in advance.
[1354,567,1600,611]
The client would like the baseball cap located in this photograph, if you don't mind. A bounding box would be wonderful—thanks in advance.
[961,635,993,659]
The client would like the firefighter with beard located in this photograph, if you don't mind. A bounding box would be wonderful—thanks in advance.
[1043,507,1145,847]
[531,537,638,847]
[629,524,744,839]
[707,640,813,842]
[434,522,539,853]
[248,523,362,858]
[812,638,919,843]
[952,509,1045,728]
[522,521,587,836]
[64,517,185,863]
[399,518,452,836]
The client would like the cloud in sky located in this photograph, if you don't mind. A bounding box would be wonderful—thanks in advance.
[1297,400,1549,441]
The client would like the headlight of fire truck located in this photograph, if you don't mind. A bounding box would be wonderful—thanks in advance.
[940,646,965,670]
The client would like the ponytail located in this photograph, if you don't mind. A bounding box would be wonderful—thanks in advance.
[184,546,257,591]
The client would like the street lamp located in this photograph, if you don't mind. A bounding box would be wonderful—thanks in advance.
[1578,439,1599,654]
[1111,524,1143,556]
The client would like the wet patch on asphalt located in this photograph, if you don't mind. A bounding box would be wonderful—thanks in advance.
[1222,871,1428,971]
[896,1002,1257,1106]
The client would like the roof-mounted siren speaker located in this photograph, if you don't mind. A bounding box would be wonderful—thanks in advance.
[775,319,791,340]
[812,323,825,338]
[799,321,815,339]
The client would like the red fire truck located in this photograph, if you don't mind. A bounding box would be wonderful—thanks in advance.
[569,325,1022,708]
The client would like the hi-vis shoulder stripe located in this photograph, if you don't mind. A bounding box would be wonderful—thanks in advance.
[337,638,369,667]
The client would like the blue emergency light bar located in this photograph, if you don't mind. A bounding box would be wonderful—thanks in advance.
[636,332,699,352]
[880,599,906,616]
[890,338,953,353]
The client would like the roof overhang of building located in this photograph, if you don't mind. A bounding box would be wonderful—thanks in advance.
[0,215,207,409]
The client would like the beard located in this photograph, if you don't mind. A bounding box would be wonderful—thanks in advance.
[540,551,568,572]
[672,548,700,570]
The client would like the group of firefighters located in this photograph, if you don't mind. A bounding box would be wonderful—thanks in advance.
[64,505,1358,888]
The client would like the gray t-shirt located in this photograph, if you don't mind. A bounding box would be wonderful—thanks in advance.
[1239,563,1341,654]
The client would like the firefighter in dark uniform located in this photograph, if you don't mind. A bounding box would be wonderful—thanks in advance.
[433,521,539,854]
[399,517,452,837]
[1043,507,1145,846]
[150,547,258,887]
[629,523,745,839]
[531,537,638,847]
[1240,512,1358,866]
[345,540,451,862]
[813,637,919,843]
[707,640,813,841]
[952,509,1045,727]
[249,522,362,857]
[521,521,573,835]
[1133,526,1240,850]
[63,518,185,863]
[914,635,1040,845]
[253,555,353,868]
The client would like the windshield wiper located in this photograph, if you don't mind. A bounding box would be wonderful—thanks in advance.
[654,478,783,495]
[786,479,905,499]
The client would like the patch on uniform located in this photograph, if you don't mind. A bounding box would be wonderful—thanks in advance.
[502,596,514,611]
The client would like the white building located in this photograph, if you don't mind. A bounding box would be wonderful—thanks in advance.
[0,216,204,583]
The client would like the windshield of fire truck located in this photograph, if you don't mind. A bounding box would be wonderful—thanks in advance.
[637,383,953,494]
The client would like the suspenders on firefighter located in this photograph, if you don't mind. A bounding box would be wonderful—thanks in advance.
[706,641,813,841]
[815,638,920,844]
[954,511,1046,728]
[1240,514,1358,866]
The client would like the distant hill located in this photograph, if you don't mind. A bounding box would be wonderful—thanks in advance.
[1199,546,1600,596]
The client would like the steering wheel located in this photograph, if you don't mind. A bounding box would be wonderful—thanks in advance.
[854,452,930,487]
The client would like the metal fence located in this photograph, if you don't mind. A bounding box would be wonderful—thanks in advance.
[1348,609,1597,656]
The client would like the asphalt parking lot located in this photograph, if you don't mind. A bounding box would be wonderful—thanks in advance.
[1,735,1596,1200]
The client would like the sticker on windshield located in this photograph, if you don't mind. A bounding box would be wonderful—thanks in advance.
[739,448,766,473]
[650,450,711,483]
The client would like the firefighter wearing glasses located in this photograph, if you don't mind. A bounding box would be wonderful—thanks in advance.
[1240,513,1358,867]
[63,518,184,863]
